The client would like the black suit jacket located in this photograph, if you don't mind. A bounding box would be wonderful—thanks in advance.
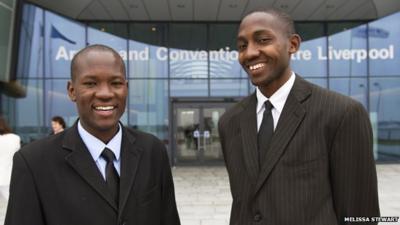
[5,122,180,225]
[218,76,380,225]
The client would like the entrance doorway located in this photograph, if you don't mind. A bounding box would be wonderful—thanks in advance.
[171,99,236,165]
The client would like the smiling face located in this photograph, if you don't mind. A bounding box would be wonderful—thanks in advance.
[67,48,127,143]
[237,11,300,97]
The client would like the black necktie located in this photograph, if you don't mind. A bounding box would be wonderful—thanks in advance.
[257,101,274,167]
[101,148,119,206]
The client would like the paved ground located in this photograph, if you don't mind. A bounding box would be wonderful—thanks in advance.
[1,164,399,225]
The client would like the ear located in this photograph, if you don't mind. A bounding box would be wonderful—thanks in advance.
[67,81,76,102]
[289,34,301,54]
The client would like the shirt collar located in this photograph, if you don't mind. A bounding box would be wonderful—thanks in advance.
[256,72,296,114]
[77,120,122,162]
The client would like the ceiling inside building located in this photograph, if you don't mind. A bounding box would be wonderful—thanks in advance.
[27,0,400,21]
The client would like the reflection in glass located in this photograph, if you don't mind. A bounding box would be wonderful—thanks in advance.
[17,5,43,78]
[295,23,324,41]
[87,27,128,72]
[328,25,367,77]
[209,24,244,78]
[202,107,225,161]
[175,108,200,161]
[170,79,208,97]
[370,78,400,161]
[129,23,167,78]
[210,79,248,96]
[130,23,166,47]
[44,80,77,128]
[329,78,367,108]
[128,40,168,78]
[369,13,400,76]
[291,37,327,77]
[88,23,128,39]
[44,11,85,78]
[128,79,168,140]
[327,22,363,35]
[169,24,208,78]
[15,79,45,143]
[304,78,327,88]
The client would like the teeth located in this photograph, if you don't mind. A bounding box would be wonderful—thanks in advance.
[95,106,114,111]
[249,63,265,71]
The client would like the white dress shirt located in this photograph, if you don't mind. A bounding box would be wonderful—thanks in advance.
[256,72,296,132]
[78,120,122,179]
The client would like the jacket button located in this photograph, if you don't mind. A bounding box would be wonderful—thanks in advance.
[254,213,262,222]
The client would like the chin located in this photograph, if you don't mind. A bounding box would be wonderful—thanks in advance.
[96,121,119,131]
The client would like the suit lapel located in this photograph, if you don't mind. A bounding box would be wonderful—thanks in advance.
[254,76,311,195]
[118,127,143,217]
[239,94,260,181]
[62,123,118,212]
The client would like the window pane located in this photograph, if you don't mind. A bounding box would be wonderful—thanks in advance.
[295,23,324,41]
[329,78,367,108]
[170,79,208,97]
[17,5,43,78]
[128,24,168,78]
[44,11,85,78]
[14,79,45,143]
[368,13,400,76]
[44,79,77,130]
[210,79,248,96]
[370,78,400,161]
[328,25,367,77]
[291,37,328,77]
[304,78,327,88]
[87,26,128,72]
[209,24,244,78]
[130,23,166,47]
[327,22,363,35]
[128,79,169,141]
[88,23,128,39]
[169,24,207,78]
[0,4,12,80]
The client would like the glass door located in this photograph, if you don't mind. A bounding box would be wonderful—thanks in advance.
[172,102,233,165]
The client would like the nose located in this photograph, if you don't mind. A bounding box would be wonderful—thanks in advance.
[96,83,113,100]
[243,42,260,60]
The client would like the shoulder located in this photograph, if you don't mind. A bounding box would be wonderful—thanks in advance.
[18,132,65,162]
[219,95,253,127]
[300,78,368,123]
[124,127,166,150]
[0,133,20,143]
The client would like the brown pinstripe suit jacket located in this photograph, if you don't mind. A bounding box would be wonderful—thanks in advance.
[218,75,380,225]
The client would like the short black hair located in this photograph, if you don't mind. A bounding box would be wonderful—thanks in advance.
[70,44,125,81]
[51,116,66,129]
[242,8,296,37]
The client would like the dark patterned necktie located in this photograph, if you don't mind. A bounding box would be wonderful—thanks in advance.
[257,101,274,167]
[101,147,119,206]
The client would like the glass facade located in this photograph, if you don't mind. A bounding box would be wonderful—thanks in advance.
[3,3,400,162]
[0,0,16,82]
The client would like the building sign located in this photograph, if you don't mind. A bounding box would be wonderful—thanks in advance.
[53,44,396,63]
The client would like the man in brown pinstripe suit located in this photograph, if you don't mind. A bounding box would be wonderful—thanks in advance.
[218,8,380,225]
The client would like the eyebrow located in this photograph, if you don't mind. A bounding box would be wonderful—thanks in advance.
[237,29,273,39]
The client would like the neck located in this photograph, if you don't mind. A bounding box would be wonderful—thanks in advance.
[80,122,119,144]
[259,69,291,98]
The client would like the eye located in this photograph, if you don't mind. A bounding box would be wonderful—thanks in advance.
[83,81,96,87]
[111,80,124,86]
[257,37,271,44]
[237,43,247,51]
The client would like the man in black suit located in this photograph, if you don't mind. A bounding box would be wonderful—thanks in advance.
[5,44,180,225]
[218,8,380,225]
